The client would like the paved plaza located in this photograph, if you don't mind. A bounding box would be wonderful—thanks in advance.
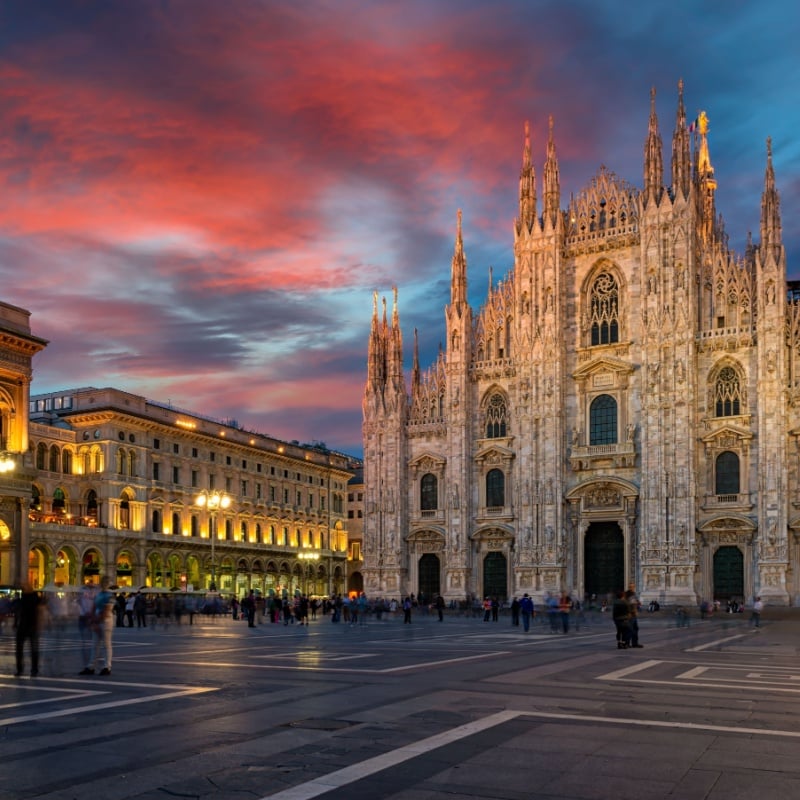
[2,605,800,799]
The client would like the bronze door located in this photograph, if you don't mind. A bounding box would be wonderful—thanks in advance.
[418,553,441,598]
[584,522,624,598]
[482,551,507,599]
[713,545,743,601]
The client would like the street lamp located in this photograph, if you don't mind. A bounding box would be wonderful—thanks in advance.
[195,490,231,591]
[0,451,16,473]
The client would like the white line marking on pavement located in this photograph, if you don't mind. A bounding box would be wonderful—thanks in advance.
[686,633,749,651]
[0,681,217,727]
[675,666,708,679]
[113,651,512,673]
[258,704,800,799]
[258,710,521,800]
[597,659,661,681]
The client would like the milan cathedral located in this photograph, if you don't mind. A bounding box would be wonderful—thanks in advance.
[362,82,798,607]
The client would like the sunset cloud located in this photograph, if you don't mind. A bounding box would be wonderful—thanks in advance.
[1,0,798,454]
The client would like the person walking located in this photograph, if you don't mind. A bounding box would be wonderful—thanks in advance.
[402,596,412,623]
[134,591,147,627]
[751,596,763,628]
[14,582,41,677]
[81,576,115,675]
[124,593,135,627]
[626,587,643,647]
[77,583,96,669]
[559,592,572,633]
[435,593,445,622]
[510,596,520,627]
[520,593,534,632]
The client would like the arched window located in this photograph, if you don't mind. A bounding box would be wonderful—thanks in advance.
[52,487,66,517]
[62,449,72,475]
[420,473,438,511]
[486,469,505,508]
[36,442,46,470]
[240,521,248,541]
[49,445,59,473]
[190,515,199,537]
[86,490,98,522]
[116,448,126,475]
[256,523,262,542]
[172,511,180,535]
[589,271,620,345]
[129,451,137,477]
[714,366,742,417]
[715,451,740,495]
[589,394,618,445]
[485,393,508,438]
[152,509,163,533]
[119,497,130,529]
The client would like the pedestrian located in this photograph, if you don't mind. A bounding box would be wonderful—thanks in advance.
[402,596,412,623]
[435,593,445,622]
[751,596,763,628]
[626,587,643,647]
[77,583,96,668]
[520,593,534,632]
[298,595,309,626]
[510,596,520,626]
[491,595,499,622]
[81,575,115,675]
[124,593,135,627]
[357,592,368,626]
[483,597,491,622]
[546,592,560,633]
[134,591,147,627]
[559,591,571,633]
[14,582,41,677]
[612,589,631,649]
[243,590,256,627]
[114,592,126,627]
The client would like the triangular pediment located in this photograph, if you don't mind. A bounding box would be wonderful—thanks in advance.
[573,355,634,381]
[474,443,515,465]
[701,424,753,444]
[408,452,446,470]
[698,514,756,532]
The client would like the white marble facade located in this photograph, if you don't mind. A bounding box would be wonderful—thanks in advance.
[363,85,800,607]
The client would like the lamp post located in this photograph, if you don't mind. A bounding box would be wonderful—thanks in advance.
[195,490,231,591]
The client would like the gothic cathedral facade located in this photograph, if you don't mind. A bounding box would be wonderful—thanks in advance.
[362,83,799,607]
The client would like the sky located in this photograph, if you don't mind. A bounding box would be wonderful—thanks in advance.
[1,0,799,456]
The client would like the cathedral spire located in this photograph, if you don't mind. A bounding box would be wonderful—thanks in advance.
[366,291,386,394]
[450,209,468,310]
[671,78,691,199]
[543,115,560,227]
[760,137,783,264]
[643,86,663,203]
[517,120,536,234]
[694,110,717,241]
[390,286,403,381]
[411,327,420,395]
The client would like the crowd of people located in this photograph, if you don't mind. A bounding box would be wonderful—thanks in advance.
[1,581,771,677]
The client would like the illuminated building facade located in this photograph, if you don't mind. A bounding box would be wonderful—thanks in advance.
[363,84,799,606]
[24,386,353,596]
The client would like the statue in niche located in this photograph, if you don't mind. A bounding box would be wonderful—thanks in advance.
[767,517,777,546]
[626,423,635,442]
[571,427,580,446]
